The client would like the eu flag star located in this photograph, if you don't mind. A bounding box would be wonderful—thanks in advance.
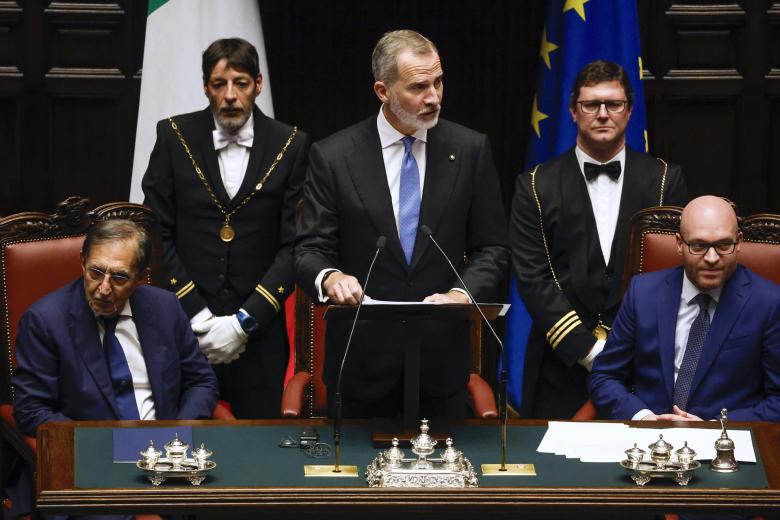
[563,0,589,21]
[539,28,558,69]
[530,96,548,139]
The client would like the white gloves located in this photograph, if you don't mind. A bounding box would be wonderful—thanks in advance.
[191,313,248,364]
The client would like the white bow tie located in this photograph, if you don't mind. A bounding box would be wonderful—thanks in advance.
[213,127,254,150]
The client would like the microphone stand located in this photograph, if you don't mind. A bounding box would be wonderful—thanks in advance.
[420,225,526,475]
[332,236,386,474]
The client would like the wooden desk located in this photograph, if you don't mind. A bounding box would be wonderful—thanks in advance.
[36,419,780,518]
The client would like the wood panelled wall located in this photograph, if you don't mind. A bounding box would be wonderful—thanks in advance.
[0,0,146,216]
[1,1,778,218]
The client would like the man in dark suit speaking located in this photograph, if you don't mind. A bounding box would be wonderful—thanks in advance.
[589,196,780,422]
[143,38,309,418]
[13,219,218,436]
[295,30,507,418]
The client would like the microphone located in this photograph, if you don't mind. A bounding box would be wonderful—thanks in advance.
[419,225,513,473]
[332,235,386,473]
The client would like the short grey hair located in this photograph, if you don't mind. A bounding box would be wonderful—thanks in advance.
[371,30,438,85]
[82,219,151,273]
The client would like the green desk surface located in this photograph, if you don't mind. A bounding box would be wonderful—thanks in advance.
[74,424,767,489]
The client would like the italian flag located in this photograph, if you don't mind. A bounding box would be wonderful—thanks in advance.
[129,0,273,203]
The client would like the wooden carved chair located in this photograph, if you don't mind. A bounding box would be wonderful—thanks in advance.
[573,205,780,421]
[281,289,498,419]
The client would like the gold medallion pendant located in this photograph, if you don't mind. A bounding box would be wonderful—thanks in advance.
[219,224,235,242]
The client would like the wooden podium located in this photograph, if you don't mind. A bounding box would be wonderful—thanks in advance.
[324,302,504,437]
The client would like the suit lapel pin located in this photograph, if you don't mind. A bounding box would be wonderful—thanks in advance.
[448,154,455,162]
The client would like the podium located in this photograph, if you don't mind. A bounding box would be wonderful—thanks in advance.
[324,302,504,434]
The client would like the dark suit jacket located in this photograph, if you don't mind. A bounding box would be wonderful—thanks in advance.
[12,279,218,436]
[510,146,689,418]
[294,116,508,402]
[589,265,780,422]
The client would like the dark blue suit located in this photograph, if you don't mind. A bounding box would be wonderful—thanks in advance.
[589,265,780,422]
[12,278,218,436]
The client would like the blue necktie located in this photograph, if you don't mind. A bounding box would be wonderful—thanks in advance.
[398,136,421,265]
[100,316,140,420]
[673,293,711,410]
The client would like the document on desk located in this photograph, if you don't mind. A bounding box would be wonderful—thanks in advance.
[362,296,510,316]
[537,422,756,463]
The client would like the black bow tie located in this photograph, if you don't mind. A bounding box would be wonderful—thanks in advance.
[584,161,621,181]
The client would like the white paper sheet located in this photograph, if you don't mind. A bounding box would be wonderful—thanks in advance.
[536,422,756,463]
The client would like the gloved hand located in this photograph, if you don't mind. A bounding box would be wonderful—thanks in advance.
[191,314,248,364]
[190,307,215,327]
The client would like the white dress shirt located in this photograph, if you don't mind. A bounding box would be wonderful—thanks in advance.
[213,113,253,199]
[631,271,721,420]
[574,146,626,370]
[96,300,155,420]
[574,146,626,265]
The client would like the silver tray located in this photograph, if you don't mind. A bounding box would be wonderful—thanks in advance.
[136,458,216,486]
[620,459,701,486]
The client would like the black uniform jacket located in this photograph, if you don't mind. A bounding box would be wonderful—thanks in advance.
[510,146,688,418]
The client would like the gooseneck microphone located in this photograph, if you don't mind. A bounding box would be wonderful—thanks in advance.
[332,235,386,473]
[419,224,511,472]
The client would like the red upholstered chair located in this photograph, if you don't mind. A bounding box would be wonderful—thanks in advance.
[281,288,498,419]
[0,197,235,483]
[574,205,780,421]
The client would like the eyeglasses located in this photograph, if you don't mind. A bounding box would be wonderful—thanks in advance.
[577,99,629,114]
[86,266,133,287]
[680,238,738,256]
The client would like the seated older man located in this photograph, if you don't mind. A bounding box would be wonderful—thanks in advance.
[589,195,780,422]
[13,218,218,433]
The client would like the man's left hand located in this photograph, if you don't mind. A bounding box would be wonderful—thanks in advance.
[423,290,469,304]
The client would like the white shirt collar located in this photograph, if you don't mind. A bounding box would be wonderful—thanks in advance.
[681,270,722,305]
[376,106,427,149]
[575,145,626,181]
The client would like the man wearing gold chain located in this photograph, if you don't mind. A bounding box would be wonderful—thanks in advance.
[142,38,309,418]
[509,61,688,419]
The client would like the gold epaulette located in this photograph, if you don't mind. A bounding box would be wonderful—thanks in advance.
[545,310,582,350]
[255,284,280,312]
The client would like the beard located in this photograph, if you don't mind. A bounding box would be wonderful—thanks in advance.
[214,106,251,133]
[388,92,440,131]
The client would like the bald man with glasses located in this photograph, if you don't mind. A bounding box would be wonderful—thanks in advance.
[589,196,780,422]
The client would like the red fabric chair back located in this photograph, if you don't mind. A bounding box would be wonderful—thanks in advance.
[3,236,85,368]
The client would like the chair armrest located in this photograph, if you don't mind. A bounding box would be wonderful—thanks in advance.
[572,399,597,421]
[281,372,311,418]
[467,373,498,419]
[212,400,236,420]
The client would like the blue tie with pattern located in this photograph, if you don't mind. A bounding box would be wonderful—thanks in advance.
[673,293,711,410]
[398,135,421,265]
[100,316,140,420]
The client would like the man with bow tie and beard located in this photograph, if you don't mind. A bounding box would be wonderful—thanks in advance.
[143,38,309,418]
[509,60,688,419]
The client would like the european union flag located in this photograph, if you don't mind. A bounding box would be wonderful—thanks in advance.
[505,0,647,412]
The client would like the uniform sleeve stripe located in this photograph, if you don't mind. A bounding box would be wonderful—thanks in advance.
[545,310,578,342]
[175,281,195,299]
[547,314,580,346]
[255,284,281,312]
[550,319,582,350]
